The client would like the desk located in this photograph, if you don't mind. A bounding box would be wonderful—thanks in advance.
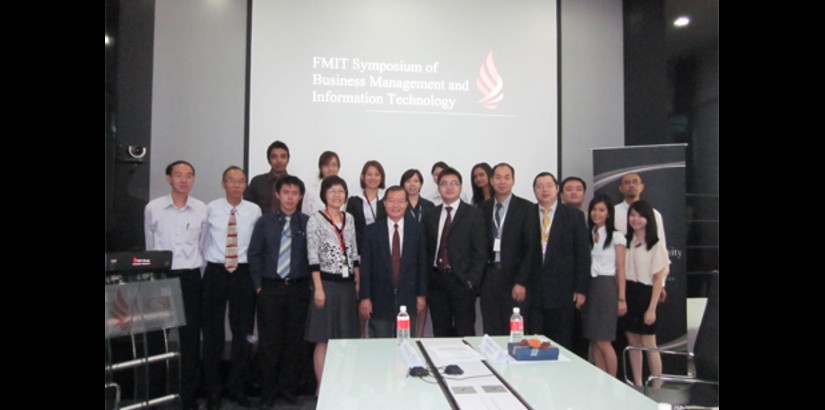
[317,336,657,409]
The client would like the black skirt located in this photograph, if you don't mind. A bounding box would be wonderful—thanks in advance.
[620,280,658,335]
[305,280,359,343]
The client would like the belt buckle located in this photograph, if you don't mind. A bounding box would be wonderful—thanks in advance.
[284,277,293,285]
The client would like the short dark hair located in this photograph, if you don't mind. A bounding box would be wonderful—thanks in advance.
[400,169,425,188]
[492,162,515,179]
[166,160,195,176]
[267,140,290,160]
[561,176,587,192]
[276,175,306,195]
[320,175,348,205]
[383,185,408,201]
[626,200,660,250]
[221,165,245,181]
[317,151,340,179]
[431,161,449,175]
[359,160,386,189]
[437,167,463,185]
[532,172,558,188]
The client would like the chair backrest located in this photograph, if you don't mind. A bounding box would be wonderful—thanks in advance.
[693,272,719,382]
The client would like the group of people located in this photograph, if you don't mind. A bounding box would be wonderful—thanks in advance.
[143,140,671,409]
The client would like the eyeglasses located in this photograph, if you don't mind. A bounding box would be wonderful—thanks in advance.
[224,179,246,185]
[327,189,346,196]
[439,180,461,188]
[385,198,407,205]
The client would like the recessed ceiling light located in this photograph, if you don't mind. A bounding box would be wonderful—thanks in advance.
[105,35,111,45]
[674,16,690,28]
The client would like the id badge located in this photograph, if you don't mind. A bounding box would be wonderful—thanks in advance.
[341,264,350,278]
[493,238,501,252]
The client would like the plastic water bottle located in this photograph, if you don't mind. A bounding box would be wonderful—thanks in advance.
[510,307,524,342]
[397,305,411,343]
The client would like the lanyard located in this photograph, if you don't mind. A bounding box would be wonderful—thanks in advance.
[408,203,421,222]
[321,210,349,259]
[364,192,377,220]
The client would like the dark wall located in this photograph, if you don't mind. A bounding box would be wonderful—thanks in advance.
[105,0,155,252]
[623,0,669,146]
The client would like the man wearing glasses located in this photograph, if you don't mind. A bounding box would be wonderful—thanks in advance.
[424,168,486,337]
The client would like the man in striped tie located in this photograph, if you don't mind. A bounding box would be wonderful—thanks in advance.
[202,166,262,410]
[249,175,311,406]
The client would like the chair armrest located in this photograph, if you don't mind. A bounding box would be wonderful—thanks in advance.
[622,346,695,385]
[646,374,719,387]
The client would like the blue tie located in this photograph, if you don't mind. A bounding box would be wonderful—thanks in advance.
[277,216,291,278]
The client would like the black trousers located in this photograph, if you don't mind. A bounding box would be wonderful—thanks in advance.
[529,305,574,350]
[169,268,202,407]
[428,268,476,337]
[201,263,256,398]
[257,277,311,400]
[368,292,416,338]
[480,265,527,336]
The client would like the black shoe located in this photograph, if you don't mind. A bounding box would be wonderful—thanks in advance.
[279,389,298,405]
[227,392,258,407]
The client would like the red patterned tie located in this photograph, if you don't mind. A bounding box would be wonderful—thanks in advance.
[437,206,453,270]
[225,207,238,272]
[391,223,401,289]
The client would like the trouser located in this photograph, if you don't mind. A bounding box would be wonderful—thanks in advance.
[201,263,256,398]
[257,277,311,400]
[480,264,527,336]
[168,268,202,407]
[428,268,476,337]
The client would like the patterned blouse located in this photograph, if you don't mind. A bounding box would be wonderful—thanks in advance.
[307,211,360,275]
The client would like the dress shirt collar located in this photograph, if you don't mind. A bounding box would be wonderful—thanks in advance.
[496,193,513,208]
[162,194,193,211]
[442,198,461,211]
[387,217,404,232]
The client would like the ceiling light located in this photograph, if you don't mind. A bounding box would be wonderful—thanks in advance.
[674,16,690,28]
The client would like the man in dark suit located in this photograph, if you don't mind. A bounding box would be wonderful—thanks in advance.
[424,168,486,337]
[249,176,310,406]
[359,186,428,337]
[529,172,591,350]
[480,163,537,336]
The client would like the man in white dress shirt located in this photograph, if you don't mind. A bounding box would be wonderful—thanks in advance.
[144,160,207,410]
[201,166,262,409]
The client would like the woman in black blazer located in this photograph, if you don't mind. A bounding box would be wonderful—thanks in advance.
[401,168,435,223]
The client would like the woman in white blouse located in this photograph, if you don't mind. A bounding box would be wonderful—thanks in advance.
[621,200,670,386]
[582,195,626,377]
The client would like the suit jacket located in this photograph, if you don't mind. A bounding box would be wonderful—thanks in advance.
[359,214,427,320]
[346,196,387,253]
[530,203,591,309]
[248,211,310,290]
[424,201,487,289]
[480,195,537,287]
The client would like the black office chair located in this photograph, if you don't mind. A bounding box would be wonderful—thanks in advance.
[624,272,719,408]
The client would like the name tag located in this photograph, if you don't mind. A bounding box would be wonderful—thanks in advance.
[493,238,501,252]
[341,265,350,278]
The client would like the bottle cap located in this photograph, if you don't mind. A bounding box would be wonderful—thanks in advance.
[513,307,520,314]
[400,305,407,313]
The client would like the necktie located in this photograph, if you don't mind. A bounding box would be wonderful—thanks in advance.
[277,216,291,278]
[495,203,503,238]
[391,223,401,289]
[225,207,238,272]
[437,206,453,270]
[541,207,552,242]
[541,207,552,261]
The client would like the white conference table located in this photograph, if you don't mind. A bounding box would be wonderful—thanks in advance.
[317,336,658,409]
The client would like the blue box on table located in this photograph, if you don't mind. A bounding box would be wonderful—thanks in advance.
[507,342,560,361]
